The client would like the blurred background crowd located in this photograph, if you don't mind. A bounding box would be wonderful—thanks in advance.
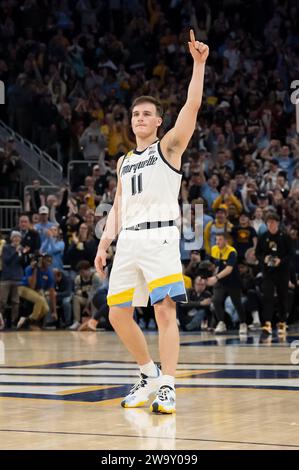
[0,0,298,332]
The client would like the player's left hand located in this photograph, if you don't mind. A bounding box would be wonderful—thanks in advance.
[188,29,209,64]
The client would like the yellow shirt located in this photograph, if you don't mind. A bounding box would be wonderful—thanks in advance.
[183,274,192,290]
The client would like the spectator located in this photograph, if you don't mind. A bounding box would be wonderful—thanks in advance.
[261,158,280,191]
[177,276,212,332]
[79,285,110,331]
[93,164,111,198]
[101,176,117,205]
[84,210,96,235]
[290,166,299,193]
[4,137,22,198]
[204,206,233,255]
[251,207,266,235]
[212,185,242,215]
[40,225,65,269]
[34,206,55,244]
[255,212,294,337]
[60,211,83,250]
[0,231,24,329]
[0,231,6,278]
[277,143,299,183]
[199,170,220,210]
[53,268,73,328]
[187,171,201,202]
[69,260,101,330]
[232,213,257,261]
[194,197,213,229]
[66,223,98,272]
[0,147,11,198]
[275,171,290,196]
[184,250,202,280]
[225,261,262,330]
[17,254,57,329]
[79,117,107,168]
[206,233,247,335]
[18,213,41,267]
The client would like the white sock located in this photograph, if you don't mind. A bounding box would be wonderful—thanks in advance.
[160,374,175,390]
[140,360,159,377]
[252,311,260,323]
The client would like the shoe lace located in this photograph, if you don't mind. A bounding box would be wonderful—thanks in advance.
[129,374,147,395]
[157,386,173,402]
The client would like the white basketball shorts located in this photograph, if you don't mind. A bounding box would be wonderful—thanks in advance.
[107,226,187,307]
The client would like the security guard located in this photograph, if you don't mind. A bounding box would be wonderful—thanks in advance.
[206,232,247,335]
[255,212,293,336]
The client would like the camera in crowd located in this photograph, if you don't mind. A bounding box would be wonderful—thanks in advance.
[29,254,43,268]
[197,260,215,279]
[267,246,278,267]
[29,253,51,268]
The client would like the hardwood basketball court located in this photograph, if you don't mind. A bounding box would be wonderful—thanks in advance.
[0,329,299,450]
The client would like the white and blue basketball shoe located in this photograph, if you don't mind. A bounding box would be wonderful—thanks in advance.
[150,385,176,414]
[121,366,162,408]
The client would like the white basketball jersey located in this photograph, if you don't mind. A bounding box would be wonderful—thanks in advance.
[119,140,182,228]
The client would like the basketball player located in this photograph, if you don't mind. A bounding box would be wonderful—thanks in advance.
[95,30,209,414]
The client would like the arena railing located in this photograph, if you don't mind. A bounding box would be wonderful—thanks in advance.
[0,199,23,234]
[0,120,63,186]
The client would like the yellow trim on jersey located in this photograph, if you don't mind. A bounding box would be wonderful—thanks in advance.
[148,273,184,292]
[107,288,135,306]
[211,244,236,261]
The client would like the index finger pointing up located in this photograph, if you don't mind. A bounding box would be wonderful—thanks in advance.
[190,29,196,45]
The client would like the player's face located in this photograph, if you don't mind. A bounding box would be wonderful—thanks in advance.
[131,103,162,138]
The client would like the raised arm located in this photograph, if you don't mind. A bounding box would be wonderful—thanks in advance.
[160,30,209,170]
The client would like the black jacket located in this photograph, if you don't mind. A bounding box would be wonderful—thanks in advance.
[1,244,24,281]
[255,230,293,273]
[65,238,98,271]
[55,271,72,301]
[180,289,212,311]
[19,229,41,267]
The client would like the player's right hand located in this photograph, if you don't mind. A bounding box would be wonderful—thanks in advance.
[95,248,107,277]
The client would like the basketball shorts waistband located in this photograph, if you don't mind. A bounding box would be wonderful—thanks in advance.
[124,220,175,231]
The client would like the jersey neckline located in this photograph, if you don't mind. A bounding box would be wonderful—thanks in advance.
[133,139,159,155]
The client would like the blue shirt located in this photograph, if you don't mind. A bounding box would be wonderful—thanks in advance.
[201,183,220,209]
[277,156,296,183]
[203,213,214,229]
[40,237,65,270]
[258,223,267,236]
[21,265,55,290]
[34,222,55,244]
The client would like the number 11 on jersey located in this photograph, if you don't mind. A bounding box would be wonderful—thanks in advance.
[131,173,143,195]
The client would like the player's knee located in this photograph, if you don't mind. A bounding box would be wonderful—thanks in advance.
[154,303,176,329]
[108,308,120,325]
[109,307,132,326]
